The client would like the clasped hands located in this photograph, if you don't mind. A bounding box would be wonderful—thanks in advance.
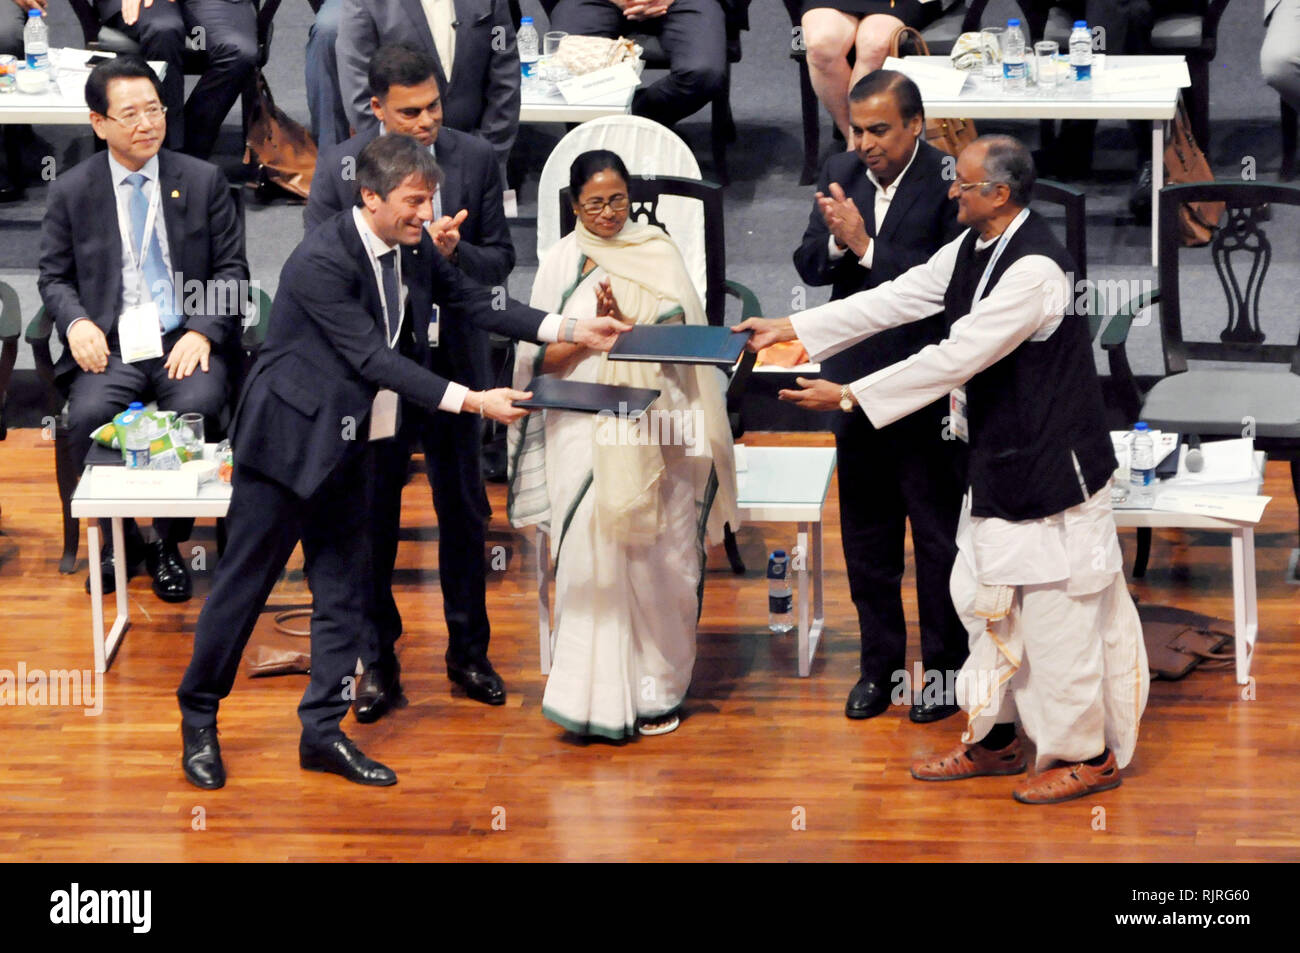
[730,316,854,413]
[817,182,870,260]
[611,0,674,21]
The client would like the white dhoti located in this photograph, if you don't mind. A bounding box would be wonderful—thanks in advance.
[950,482,1150,772]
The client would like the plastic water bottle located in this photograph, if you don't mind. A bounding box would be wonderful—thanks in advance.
[1002,19,1027,93]
[1130,422,1156,507]
[767,550,794,633]
[119,402,152,469]
[517,17,539,92]
[1069,20,1093,85]
[23,9,48,72]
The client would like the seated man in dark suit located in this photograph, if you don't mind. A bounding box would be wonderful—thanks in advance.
[792,70,968,723]
[546,0,729,128]
[176,134,630,790]
[307,44,516,718]
[337,0,520,167]
[92,0,258,158]
[38,56,248,603]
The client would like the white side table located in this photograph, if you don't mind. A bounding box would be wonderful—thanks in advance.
[71,463,232,673]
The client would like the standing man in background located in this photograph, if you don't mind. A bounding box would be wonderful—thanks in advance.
[792,70,968,724]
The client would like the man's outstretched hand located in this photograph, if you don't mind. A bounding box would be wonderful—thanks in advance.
[732,316,797,353]
[573,315,633,351]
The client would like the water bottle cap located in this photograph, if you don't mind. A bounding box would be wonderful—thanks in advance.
[28,8,40,15]
[520,16,533,23]
[129,401,145,411]
[1007,18,1020,26]
[771,550,786,560]
[1074,20,1088,28]
[1134,422,1149,431]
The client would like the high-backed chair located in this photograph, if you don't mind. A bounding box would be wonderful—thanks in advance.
[1101,181,1300,578]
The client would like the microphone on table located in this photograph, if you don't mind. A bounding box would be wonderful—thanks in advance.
[1185,434,1204,473]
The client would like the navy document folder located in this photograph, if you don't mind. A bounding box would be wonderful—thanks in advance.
[516,377,661,414]
[608,325,751,366]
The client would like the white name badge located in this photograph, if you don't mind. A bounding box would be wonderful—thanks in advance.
[949,387,969,443]
[118,301,164,364]
[427,303,440,348]
[369,388,399,441]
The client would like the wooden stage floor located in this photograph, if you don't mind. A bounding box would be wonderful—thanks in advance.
[1,429,1297,862]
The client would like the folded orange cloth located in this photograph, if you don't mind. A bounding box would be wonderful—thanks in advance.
[755,340,810,368]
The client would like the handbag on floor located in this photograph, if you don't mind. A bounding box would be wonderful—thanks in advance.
[889,26,978,157]
[1138,604,1233,680]
[244,69,316,201]
[1164,97,1224,247]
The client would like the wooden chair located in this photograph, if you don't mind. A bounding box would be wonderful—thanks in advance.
[558,174,761,572]
[1100,180,1300,579]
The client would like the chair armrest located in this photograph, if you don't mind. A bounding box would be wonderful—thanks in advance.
[242,287,271,354]
[723,278,762,322]
[1203,0,1230,39]
[1100,287,1160,350]
[0,281,20,341]
[23,306,63,412]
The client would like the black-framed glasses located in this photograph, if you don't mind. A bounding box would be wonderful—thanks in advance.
[104,105,167,128]
[578,194,629,215]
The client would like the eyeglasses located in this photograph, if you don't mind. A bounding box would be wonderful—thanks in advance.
[577,195,629,215]
[104,105,167,128]
[953,179,1000,194]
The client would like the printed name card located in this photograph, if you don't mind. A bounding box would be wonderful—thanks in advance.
[90,466,198,500]
[1093,59,1189,94]
[558,64,641,105]
[1151,492,1271,524]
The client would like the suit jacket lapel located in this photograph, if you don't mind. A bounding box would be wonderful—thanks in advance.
[400,0,447,88]
[436,131,462,215]
[342,214,387,335]
[92,153,124,316]
[875,144,932,245]
[157,150,187,281]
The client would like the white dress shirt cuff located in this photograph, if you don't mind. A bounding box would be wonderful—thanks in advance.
[66,317,92,334]
[859,240,875,269]
[826,234,846,261]
[440,381,469,414]
[535,313,566,342]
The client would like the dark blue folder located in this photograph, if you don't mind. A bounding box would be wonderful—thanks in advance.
[516,376,660,414]
[608,325,751,366]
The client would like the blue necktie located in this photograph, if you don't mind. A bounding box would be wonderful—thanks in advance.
[378,249,401,344]
[124,172,179,332]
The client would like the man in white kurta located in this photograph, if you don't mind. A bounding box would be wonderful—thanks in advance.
[737,136,1149,805]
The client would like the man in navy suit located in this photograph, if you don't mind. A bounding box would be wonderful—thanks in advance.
[38,56,248,603]
[306,45,516,720]
[336,0,520,167]
[791,70,968,724]
[176,134,628,789]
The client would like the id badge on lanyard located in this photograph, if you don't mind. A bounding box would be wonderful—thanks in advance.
[119,183,165,364]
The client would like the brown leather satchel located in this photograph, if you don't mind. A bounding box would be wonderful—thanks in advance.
[244,69,317,201]
[888,26,979,157]
[245,609,312,677]
[1164,97,1224,246]
[1138,604,1233,680]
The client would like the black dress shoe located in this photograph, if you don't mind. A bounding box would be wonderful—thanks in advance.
[299,736,397,786]
[146,539,192,603]
[353,657,401,724]
[85,526,148,594]
[845,677,892,720]
[909,700,961,724]
[182,723,226,789]
[446,656,506,706]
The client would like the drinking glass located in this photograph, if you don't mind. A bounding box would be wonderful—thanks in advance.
[1034,41,1059,94]
[980,27,1004,87]
[543,31,567,84]
[178,413,205,460]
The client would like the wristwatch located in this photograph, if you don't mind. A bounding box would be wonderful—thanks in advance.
[839,385,854,413]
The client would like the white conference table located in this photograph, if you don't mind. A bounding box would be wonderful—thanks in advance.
[519,84,635,124]
[0,49,167,125]
[912,54,1185,267]
[1113,449,1269,685]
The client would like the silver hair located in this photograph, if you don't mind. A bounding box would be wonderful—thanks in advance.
[975,134,1035,206]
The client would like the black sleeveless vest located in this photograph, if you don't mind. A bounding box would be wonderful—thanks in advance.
[942,212,1116,521]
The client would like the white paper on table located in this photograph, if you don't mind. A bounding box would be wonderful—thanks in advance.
[1174,437,1257,484]
[733,444,748,473]
[90,466,198,500]
[882,56,968,99]
[1150,491,1270,523]
[557,63,640,104]
[1092,59,1189,95]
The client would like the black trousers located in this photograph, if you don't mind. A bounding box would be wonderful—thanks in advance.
[368,405,491,670]
[65,327,228,545]
[96,0,258,159]
[177,452,374,745]
[835,400,968,684]
[550,0,727,126]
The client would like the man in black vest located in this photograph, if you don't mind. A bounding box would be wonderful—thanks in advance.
[792,70,968,724]
[738,136,1149,805]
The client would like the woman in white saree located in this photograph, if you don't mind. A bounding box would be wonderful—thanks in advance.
[508,151,738,739]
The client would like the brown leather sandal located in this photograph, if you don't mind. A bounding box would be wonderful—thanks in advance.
[911,738,1027,781]
[1012,750,1122,804]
